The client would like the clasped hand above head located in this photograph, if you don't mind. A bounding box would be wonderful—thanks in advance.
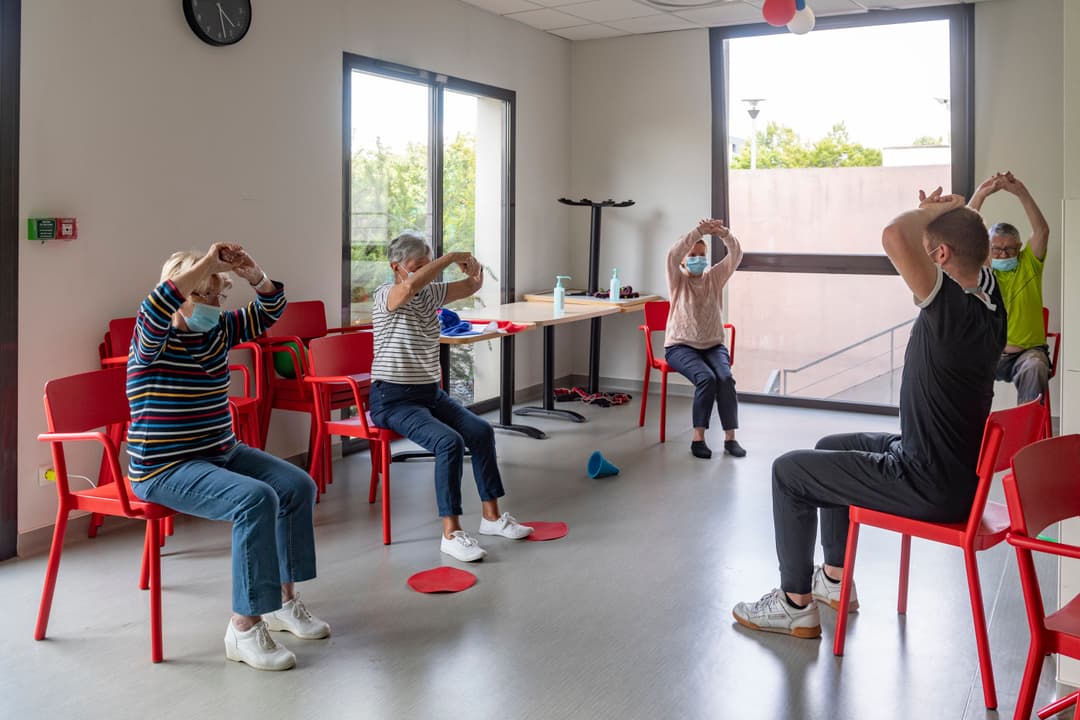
[917,186,965,215]
[206,242,265,287]
[696,218,731,239]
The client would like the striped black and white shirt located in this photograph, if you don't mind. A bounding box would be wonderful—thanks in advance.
[371,281,448,385]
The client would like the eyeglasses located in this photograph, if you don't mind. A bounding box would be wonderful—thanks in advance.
[990,245,1020,258]
[191,290,228,305]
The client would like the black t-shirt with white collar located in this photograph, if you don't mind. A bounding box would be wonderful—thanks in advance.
[898,265,1007,498]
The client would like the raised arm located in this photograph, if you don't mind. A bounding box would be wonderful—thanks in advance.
[387,251,472,311]
[667,220,716,290]
[130,243,243,365]
[443,256,484,304]
[704,220,743,290]
[222,248,286,345]
[882,188,964,303]
[1001,172,1050,261]
[968,173,1003,212]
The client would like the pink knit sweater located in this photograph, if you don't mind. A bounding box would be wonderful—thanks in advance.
[664,228,743,349]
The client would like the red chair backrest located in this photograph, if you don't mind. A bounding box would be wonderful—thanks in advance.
[966,399,1047,538]
[643,300,670,333]
[106,317,137,357]
[307,332,374,378]
[44,367,130,433]
[1007,434,1080,539]
[266,301,329,342]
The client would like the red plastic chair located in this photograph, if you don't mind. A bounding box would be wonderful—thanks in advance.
[638,300,735,443]
[228,341,265,449]
[1004,434,1080,720]
[305,332,401,544]
[833,399,1048,710]
[257,300,369,464]
[36,368,176,663]
[1043,307,1060,438]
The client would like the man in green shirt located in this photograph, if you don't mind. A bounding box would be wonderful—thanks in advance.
[969,171,1051,403]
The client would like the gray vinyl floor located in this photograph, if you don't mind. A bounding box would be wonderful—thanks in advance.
[0,399,1072,720]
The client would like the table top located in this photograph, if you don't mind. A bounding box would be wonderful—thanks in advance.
[522,290,663,312]
[439,324,532,344]
[457,301,619,327]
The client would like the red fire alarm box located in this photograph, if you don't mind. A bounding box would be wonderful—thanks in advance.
[57,217,77,240]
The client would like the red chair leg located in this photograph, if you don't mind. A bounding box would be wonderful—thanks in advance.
[1044,394,1053,439]
[88,512,102,538]
[639,365,650,427]
[164,516,174,537]
[35,508,69,641]
[897,534,911,614]
[963,548,997,709]
[381,442,392,545]
[659,370,669,444]
[1013,638,1046,720]
[833,520,860,656]
[368,444,378,505]
[148,519,163,663]
[140,521,152,590]
[1037,690,1078,720]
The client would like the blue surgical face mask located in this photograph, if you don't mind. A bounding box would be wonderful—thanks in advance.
[685,256,709,275]
[183,302,222,333]
[991,257,1019,272]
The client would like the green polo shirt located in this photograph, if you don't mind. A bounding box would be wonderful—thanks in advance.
[993,245,1045,349]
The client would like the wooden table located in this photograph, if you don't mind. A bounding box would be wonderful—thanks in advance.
[459,302,619,424]
[523,290,664,393]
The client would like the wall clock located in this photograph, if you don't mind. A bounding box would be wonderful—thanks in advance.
[183,0,252,46]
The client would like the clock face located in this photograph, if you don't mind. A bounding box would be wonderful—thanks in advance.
[183,0,252,46]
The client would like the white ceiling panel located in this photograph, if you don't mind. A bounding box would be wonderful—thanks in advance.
[504,7,591,28]
[560,0,661,23]
[550,23,632,39]
[606,13,699,32]
[675,3,767,26]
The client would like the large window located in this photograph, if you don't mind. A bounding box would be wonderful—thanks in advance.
[343,55,514,408]
[710,5,974,412]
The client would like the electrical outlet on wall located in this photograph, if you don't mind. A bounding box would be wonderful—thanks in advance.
[37,465,55,486]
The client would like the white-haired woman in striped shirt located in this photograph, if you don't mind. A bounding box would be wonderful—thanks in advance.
[369,232,533,562]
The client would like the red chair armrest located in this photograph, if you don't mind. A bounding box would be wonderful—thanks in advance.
[1007,532,1080,561]
[37,431,137,515]
[304,375,371,434]
[326,325,372,334]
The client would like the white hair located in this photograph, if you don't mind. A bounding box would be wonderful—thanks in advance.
[387,232,432,265]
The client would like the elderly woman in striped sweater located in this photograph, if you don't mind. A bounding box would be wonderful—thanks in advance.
[126,242,327,672]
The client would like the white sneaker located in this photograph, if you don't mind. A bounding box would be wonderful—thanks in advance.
[732,588,822,639]
[478,512,535,540]
[264,593,331,639]
[811,565,859,612]
[224,620,296,671]
[440,530,487,562]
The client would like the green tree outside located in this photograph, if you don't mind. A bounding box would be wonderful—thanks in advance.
[730,122,882,169]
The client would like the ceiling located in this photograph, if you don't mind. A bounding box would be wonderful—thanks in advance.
[458,0,987,41]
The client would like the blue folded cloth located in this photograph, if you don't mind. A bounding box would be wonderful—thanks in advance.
[439,308,480,337]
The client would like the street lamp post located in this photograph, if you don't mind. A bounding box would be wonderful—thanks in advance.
[742,98,765,170]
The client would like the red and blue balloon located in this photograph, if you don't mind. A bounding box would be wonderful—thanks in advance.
[762,0,816,34]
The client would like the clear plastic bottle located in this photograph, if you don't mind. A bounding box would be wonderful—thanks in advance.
[553,275,570,316]
[609,268,621,303]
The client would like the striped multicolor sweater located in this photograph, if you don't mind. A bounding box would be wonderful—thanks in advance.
[126,279,286,481]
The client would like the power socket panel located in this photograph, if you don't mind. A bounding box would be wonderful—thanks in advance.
[37,465,55,486]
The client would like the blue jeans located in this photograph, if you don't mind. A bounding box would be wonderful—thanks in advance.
[130,444,318,616]
[665,343,739,431]
[369,381,505,517]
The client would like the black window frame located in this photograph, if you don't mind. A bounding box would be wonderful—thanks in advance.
[341,53,516,419]
[0,0,19,561]
[709,4,974,414]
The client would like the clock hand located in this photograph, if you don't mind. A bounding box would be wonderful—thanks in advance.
[218,5,226,38]
[218,3,237,28]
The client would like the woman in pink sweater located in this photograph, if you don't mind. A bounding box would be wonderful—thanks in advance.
[665,219,745,459]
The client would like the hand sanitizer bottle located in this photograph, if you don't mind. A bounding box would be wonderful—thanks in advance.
[609,268,621,303]
[553,275,571,316]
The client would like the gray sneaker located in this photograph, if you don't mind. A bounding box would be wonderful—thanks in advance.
[732,588,822,639]
[811,566,859,612]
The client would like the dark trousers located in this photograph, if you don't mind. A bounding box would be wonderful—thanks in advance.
[995,346,1051,404]
[772,433,971,594]
[664,343,738,430]
[369,381,505,518]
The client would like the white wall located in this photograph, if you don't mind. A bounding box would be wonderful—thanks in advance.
[568,30,712,384]
[567,1,1066,406]
[18,0,572,536]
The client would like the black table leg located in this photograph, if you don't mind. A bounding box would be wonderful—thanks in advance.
[588,316,602,394]
[492,333,548,438]
[514,325,586,423]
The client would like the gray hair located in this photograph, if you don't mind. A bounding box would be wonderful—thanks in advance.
[387,231,432,265]
[989,222,1021,245]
